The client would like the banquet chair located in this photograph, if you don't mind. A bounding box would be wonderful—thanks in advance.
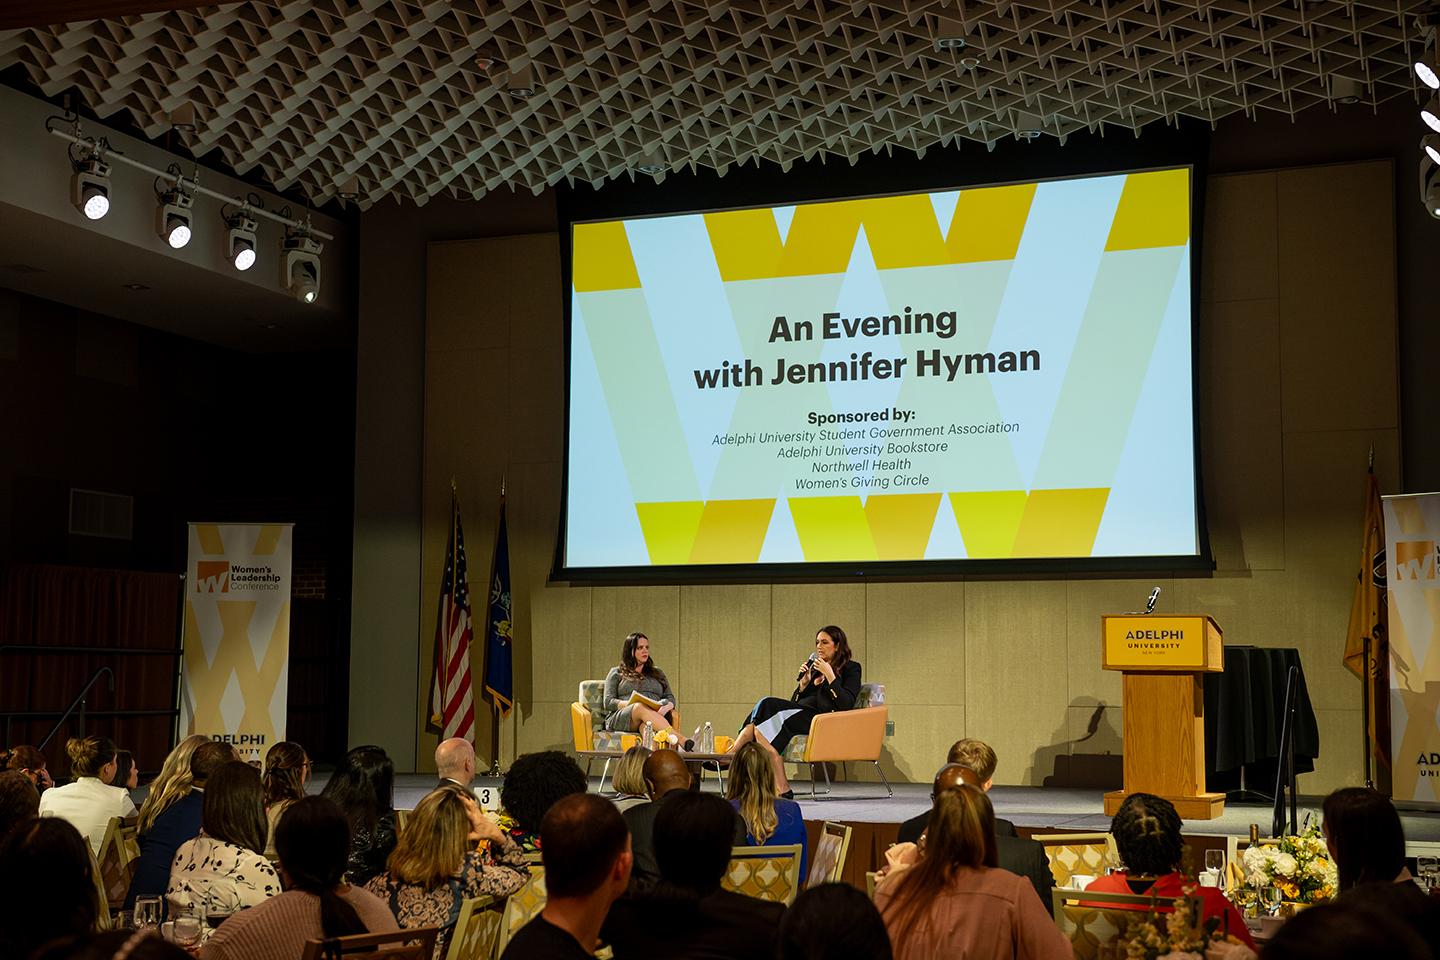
[85,846,114,931]
[494,864,548,957]
[300,926,438,960]
[782,683,891,801]
[805,821,853,889]
[395,809,411,832]
[444,895,502,960]
[1036,832,1119,888]
[96,816,135,912]
[865,871,877,900]
[722,844,803,905]
[1050,887,1162,960]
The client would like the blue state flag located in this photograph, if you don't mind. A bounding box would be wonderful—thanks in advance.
[484,497,514,717]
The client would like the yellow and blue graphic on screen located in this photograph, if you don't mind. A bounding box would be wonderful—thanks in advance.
[568,169,1193,566]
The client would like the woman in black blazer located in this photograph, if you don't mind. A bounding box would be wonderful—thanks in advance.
[727,625,862,796]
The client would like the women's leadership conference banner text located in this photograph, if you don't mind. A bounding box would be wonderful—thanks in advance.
[1383,494,1440,802]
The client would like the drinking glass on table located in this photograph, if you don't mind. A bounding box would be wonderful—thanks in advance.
[172,903,205,949]
[134,896,162,932]
[1418,856,1439,888]
[1261,886,1283,917]
[1204,849,1226,888]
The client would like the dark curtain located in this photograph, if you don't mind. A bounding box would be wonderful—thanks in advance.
[0,562,180,779]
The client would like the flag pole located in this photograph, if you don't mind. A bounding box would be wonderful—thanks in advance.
[1361,446,1375,790]
[489,475,506,774]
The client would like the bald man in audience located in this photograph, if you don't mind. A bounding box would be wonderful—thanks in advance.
[622,749,745,894]
[899,754,1055,903]
[435,737,476,790]
[501,793,632,960]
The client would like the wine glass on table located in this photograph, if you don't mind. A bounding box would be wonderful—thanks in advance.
[1417,856,1438,889]
[1261,885,1283,917]
[134,896,161,933]
[1205,848,1226,888]
[172,903,204,950]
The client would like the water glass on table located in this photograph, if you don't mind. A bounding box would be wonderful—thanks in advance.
[1416,856,1438,889]
[134,896,162,933]
[1261,886,1283,917]
[172,903,205,949]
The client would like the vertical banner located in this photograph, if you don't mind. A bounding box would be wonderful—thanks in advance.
[180,523,293,761]
[1382,495,1440,802]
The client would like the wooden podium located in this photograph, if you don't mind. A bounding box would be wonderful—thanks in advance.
[1102,614,1226,820]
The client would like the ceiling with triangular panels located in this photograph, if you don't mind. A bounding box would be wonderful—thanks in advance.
[0,0,1431,208]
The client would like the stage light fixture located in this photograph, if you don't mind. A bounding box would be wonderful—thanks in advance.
[507,66,534,99]
[70,157,111,220]
[1422,155,1440,220]
[1424,98,1440,133]
[225,214,258,271]
[1418,50,1440,90]
[935,17,966,50]
[1426,134,1440,165]
[1013,111,1044,139]
[156,189,194,248]
[337,175,361,200]
[1331,76,1363,104]
[280,232,323,304]
[637,150,666,175]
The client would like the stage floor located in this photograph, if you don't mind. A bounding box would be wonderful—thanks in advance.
[385,774,1440,848]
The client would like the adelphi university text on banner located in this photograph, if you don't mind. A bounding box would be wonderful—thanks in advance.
[1381,495,1440,802]
[181,524,293,761]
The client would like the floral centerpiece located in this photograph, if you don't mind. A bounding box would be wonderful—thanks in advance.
[1239,824,1336,904]
[1113,882,1257,960]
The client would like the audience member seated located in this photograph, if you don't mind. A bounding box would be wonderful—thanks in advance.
[200,796,399,960]
[128,739,237,907]
[1083,792,1255,950]
[0,818,101,960]
[366,784,530,960]
[114,749,140,793]
[898,740,1016,839]
[0,770,40,844]
[1321,786,1440,957]
[622,749,745,894]
[321,747,398,886]
[32,929,192,960]
[4,744,55,790]
[897,763,1052,904]
[777,883,893,960]
[38,735,137,855]
[610,745,651,813]
[1260,896,1431,960]
[136,735,210,839]
[500,793,631,960]
[495,750,588,856]
[435,738,476,790]
[876,785,1070,960]
[602,791,786,960]
[726,741,809,882]
[167,761,281,924]
[262,741,311,859]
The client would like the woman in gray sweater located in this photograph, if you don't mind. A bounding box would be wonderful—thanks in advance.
[602,632,686,743]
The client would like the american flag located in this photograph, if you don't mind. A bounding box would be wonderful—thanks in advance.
[429,490,474,740]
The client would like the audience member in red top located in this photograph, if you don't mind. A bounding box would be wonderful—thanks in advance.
[1083,792,1255,950]
[501,793,632,960]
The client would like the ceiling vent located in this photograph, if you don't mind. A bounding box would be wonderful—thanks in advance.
[69,488,134,540]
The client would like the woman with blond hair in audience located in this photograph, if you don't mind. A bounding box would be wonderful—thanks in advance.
[262,741,310,858]
[167,761,281,929]
[611,745,651,812]
[37,735,136,855]
[136,734,210,837]
[875,784,1069,960]
[726,740,808,882]
[365,784,530,960]
[3,744,54,790]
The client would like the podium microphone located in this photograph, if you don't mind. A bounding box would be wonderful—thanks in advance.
[796,653,818,681]
[1145,587,1161,614]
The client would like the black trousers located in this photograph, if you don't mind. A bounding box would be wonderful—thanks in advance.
[742,696,823,754]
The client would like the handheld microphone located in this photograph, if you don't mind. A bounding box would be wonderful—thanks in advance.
[796,653,818,682]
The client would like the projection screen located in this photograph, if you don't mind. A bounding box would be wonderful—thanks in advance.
[561,166,1199,575]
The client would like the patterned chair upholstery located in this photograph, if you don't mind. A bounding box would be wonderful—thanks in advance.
[1036,832,1118,888]
[96,817,133,914]
[722,844,803,905]
[571,680,628,752]
[495,865,548,956]
[805,821,852,889]
[1050,887,1163,960]
[443,896,502,960]
[780,682,884,762]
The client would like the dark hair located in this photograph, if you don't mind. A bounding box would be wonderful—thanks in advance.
[320,749,395,843]
[190,740,237,782]
[3,745,45,774]
[31,930,192,960]
[1322,787,1405,892]
[1262,897,1430,960]
[114,750,135,786]
[652,791,735,895]
[880,786,997,946]
[541,793,630,898]
[778,884,894,960]
[65,736,117,779]
[0,818,98,958]
[0,771,40,844]
[203,761,268,855]
[817,626,852,669]
[347,745,387,759]
[1111,792,1183,877]
[263,741,310,806]
[274,797,367,938]
[620,632,671,695]
[501,751,588,835]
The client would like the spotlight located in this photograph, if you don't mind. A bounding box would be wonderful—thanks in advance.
[507,66,534,99]
[1426,134,1440,165]
[1422,155,1440,220]
[1424,98,1440,133]
[935,16,966,50]
[1013,111,1044,139]
[1331,76,1363,104]
[280,232,323,304]
[70,158,111,220]
[225,214,258,271]
[1417,50,1440,90]
[337,175,361,201]
[637,150,666,176]
[156,189,194,248]
[169,103,197,132]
